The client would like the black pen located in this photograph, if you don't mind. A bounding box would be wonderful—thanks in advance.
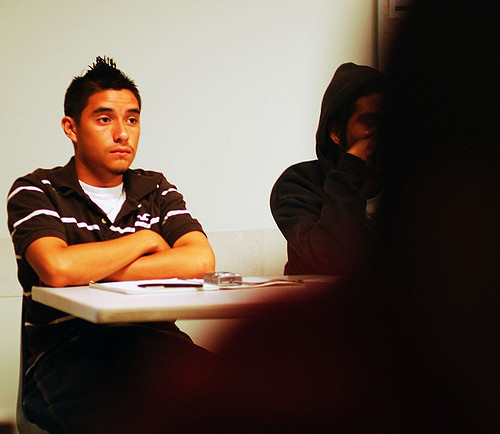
[137,282,203,288]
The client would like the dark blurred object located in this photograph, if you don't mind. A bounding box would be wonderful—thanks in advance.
[374,0,500,430]
[0,422,15,434]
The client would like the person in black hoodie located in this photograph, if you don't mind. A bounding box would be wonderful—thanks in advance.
[270,62,385,275]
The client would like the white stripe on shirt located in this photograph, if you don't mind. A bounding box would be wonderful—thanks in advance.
[163,210,191,223]
[7,185,44,202]
[60,217,100,231]
[109,225,136,234]
[13,209,61,229]
[24,315,75,327]
[161,188,178,196]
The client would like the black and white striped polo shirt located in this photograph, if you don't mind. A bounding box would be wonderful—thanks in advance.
[7,157,205,369]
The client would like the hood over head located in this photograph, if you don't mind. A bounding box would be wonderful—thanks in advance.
[316,63,384,172]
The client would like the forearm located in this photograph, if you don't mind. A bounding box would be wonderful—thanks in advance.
[26,230,166,287]
[108,244,215,281]
[300,199,367,274]
[280,210,367,275]
[107,232,215,281]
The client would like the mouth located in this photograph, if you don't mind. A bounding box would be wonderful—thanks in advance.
[110,147,133,157]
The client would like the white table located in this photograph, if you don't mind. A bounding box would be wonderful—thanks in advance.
[32,277,335,324]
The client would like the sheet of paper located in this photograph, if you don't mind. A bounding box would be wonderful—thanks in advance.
[90,277,307,294]
[90,278,216,294]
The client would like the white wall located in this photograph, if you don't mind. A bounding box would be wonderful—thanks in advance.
[1,0,377,238]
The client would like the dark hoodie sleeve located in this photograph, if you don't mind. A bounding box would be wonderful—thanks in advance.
[270,155,369,275]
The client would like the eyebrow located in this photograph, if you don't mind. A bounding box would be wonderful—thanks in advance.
[91,107,140,115]
[357,112,380,121]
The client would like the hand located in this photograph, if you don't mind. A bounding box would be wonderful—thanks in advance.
[134,229,171,254]
[107,231,214,281]
[347,135,377,162]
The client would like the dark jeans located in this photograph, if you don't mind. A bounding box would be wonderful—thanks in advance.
[23,323,212,433]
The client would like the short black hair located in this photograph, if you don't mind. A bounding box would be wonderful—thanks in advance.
[64,56,141,123]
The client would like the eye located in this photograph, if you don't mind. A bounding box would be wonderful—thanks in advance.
[97,116,111,124]
[359,115,380,129]
[127,117,139,125]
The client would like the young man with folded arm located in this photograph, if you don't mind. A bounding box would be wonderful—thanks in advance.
[7,57,215,433]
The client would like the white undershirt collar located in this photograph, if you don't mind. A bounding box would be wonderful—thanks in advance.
[79,180,126,223]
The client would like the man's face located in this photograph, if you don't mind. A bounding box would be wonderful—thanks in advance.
[330,92,383,151]
[62,89,140,187]
[343,92,382,150]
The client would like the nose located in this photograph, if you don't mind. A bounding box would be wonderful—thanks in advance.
[365,127,377,138]
[113,121,129,142]
[364,122,380,139]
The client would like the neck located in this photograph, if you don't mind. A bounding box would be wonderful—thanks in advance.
[75,163,124,188]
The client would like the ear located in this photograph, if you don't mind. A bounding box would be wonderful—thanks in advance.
[61,116,78,144]
[329,127,341,146]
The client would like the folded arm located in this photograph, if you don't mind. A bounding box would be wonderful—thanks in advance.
[107,231,215,281]
[25,230,214,287]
